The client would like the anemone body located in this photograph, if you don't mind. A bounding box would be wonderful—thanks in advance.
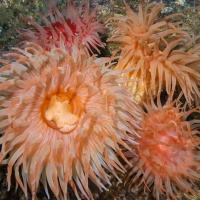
[18,0,104,54]
[125,94,200,200]
[108,2,200,104]
[0,44,141,199]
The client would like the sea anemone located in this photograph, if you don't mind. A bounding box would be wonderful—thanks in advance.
[18,0,104,54]
[127,38,200,105]
[108,1,200,104]
[0,43,141,199]
[125,93,200,200]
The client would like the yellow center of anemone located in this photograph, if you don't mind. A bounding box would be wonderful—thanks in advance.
[43,93,81,133]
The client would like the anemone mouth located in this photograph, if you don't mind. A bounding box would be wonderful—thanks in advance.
[43,19,78,42]
[41,90,82,133]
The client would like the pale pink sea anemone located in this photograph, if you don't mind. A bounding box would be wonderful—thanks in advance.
[0,43,141,199]
[108,1,200,104]
[125,93,200,200]
[18,0,104,54]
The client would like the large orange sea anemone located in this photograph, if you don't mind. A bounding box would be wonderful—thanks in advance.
[0,43,141,199]
[108,1,200,104]
[18,0,104,54]
[125,93,200,200]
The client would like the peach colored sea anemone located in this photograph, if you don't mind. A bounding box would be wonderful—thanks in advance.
[125,93,200,200]
[18,0,104,54]
[108,1,200,105]
[0,43,141,200]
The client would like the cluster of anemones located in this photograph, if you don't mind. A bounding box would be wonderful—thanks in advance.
[108,1,200,200]
[0,1,200,200]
